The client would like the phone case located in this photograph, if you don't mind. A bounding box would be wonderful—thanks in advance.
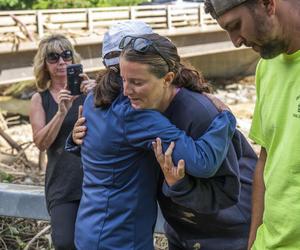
[67,64,83,95]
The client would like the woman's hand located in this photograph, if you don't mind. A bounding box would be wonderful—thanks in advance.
[203,93,231,112]
[72,105,87,145]
[57,89,75,115]
[80,73,96,95]
[152,137,185,187]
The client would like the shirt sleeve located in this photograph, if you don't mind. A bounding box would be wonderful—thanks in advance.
[64,132,81,156]
[124,109,237,178]
[249,60,265,147]
[162,150,241,213]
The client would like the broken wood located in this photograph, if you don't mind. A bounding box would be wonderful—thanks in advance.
[10,14,34,42]
[0,127,23,152]
[0,112,8,130]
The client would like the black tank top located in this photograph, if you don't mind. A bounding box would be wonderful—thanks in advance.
[40,90,85,211]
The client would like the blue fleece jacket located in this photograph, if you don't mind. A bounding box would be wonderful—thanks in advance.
[72,92,236,250]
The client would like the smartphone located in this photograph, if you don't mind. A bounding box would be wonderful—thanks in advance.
[67,64,83,95]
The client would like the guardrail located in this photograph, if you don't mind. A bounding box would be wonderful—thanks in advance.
[0,183,165,233]
[0,4,217,43]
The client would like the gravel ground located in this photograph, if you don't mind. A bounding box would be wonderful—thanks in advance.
[212,76,259,153]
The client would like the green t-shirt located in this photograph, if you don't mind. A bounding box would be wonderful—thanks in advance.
[250,50,300,249]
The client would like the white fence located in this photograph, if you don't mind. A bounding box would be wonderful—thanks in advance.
[0,4,217,43]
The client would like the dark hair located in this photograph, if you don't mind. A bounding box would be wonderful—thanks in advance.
[121,33,211,94]
[93,66,122,108]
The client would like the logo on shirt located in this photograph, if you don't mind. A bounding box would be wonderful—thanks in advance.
[293,95,300,118]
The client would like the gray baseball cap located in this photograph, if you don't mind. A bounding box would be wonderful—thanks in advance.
[102,20,153,67]
[206,0,248,18]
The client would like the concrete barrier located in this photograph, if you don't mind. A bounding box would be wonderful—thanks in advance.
[0,27,230,85]
[0,30,259,85]
[0,183,49,220]
[0,183,165,233]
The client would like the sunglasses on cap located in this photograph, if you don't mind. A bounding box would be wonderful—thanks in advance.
[119,36,172,72]
[46,50,73,64]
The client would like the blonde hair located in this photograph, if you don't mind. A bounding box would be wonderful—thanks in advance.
[33,34,81,91]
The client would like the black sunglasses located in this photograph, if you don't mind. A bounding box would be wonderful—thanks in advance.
[46,50,73,64]
[119,36,172,71]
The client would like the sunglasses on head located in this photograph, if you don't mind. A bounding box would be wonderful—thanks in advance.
[119,36,172,72]
[46,50,73,64]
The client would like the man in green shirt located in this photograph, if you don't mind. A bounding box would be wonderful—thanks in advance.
[204,0,300,249]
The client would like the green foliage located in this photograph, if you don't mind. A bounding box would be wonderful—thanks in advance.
[0,170,13,183]
[0,0,35,10]
[33,0,92,9]
[94,0,145,7]
[0,0,145,10]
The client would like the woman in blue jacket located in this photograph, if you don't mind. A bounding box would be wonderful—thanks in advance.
[67,22,237,250]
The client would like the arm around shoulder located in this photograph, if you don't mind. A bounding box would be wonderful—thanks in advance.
[170,110,237,178]
[125,109,236,178]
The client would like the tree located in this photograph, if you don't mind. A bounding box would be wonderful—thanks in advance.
[0,0,145,10]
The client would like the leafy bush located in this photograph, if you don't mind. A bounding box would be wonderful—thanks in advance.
[0,0,35,10]
[94,0,145,7]
[33,0,93,9]
[0,170,13,183]
[0,0,145,10]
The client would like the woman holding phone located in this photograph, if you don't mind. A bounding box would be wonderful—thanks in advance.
[29,34,95,250]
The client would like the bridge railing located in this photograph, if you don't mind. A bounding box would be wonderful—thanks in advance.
[0,182,166,233]
[0,4,217,43]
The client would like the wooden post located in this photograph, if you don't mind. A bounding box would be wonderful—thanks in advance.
[166,5,172,29]
[130,6,136,20]
[36,10,44,38]
[87,9,93,34]
[198,4,205,28]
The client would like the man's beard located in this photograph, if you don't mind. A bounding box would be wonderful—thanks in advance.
[252,12,288,59]
[259,39,287,59]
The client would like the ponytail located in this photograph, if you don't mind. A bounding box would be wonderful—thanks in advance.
[172,63,212,93]
[94,67,122,108]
